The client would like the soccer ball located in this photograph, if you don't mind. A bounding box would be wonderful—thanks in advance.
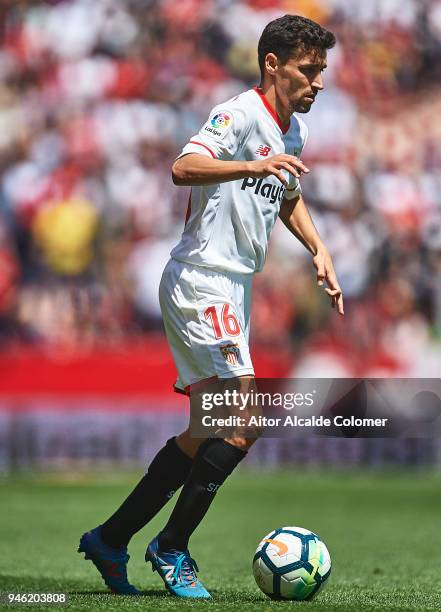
[252,526,331,601]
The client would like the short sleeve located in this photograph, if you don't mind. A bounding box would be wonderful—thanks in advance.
[284,121,308,200]
[178,102,249,161]
[284,176,302,200]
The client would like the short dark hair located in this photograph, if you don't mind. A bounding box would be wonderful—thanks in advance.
[258,14,336,78]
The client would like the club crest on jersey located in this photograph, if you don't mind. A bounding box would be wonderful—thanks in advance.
[220,343,240,365]
[241,177,284,204]
[256,144,271,157]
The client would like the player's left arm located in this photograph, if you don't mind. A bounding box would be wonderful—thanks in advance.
[279,194,344,315]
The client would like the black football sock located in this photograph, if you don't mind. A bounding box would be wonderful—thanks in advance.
[158,438,247,552]
[100,437,193,549]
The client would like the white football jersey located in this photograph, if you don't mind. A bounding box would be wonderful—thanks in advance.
[170,87,308,274]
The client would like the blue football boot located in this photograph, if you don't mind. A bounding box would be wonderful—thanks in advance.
[78,526,140,595]
[145,535,210,599]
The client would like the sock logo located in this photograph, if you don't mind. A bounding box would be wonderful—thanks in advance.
[206,482,221,493]
[166,490,175,499]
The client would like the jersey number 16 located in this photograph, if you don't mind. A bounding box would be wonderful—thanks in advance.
[204,304,241,339]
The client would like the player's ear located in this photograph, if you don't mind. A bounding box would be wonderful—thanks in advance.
[265,53,279,76]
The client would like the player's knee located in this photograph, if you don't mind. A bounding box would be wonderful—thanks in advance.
[225,435,259,451]
[176,429,206,459]
[244,418,265,442]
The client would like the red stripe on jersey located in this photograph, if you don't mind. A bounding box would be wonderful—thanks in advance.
[253,86,290,134]
[189,140,216,158]
[184,189,192,226]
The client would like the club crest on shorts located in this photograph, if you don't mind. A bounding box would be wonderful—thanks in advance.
[220,343,240,365]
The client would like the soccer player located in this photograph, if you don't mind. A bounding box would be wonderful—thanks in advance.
[78,14,343,598]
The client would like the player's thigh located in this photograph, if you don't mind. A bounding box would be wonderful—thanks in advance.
[160,261,255,390]
[191,274,254,382]
[159,260,208,389]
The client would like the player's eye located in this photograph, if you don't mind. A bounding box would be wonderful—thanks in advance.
[301,65,325,75]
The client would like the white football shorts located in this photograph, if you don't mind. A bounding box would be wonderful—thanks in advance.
[159,258,255,394]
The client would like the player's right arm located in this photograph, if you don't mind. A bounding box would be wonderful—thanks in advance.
[173,99,308,187]
[172,153,309,187]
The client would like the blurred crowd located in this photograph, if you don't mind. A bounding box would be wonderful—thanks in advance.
[0,0,440,376]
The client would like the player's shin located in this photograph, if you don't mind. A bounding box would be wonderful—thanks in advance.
[158,438,247,552]
[100,436,193,549]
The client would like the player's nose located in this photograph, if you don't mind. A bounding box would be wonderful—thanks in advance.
[312,72,324,91]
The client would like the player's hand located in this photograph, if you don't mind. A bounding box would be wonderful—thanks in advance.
[248,154,309,187]
[313,249,344,315]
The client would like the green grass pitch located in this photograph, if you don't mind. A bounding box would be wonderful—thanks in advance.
[1,469,441,611]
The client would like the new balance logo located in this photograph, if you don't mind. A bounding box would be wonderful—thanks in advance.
[256,144,271,157]
[161,564,175,583]
[101,560,123,578]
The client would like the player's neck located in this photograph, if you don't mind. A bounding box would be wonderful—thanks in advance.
[257,83,291,128]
